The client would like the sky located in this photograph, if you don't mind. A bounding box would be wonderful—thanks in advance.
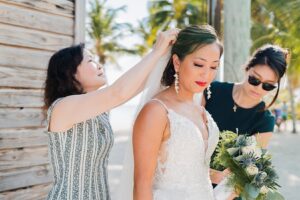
[104,1,150,129]
[100,0,149,84]
[106,0,148,26]
[85,0,150,116]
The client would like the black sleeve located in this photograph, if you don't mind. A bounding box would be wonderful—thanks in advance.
[253,110,275,134]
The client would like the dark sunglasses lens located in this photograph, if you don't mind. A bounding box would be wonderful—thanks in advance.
[248,76,261,86]
[262,83,277,91]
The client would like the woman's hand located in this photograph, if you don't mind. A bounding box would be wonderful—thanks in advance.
[226,191,239,200]
[210,168,230,184]
[152,28,179,57]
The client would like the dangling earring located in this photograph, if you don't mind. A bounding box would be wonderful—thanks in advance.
[207,85,212,99]
[174,72,179,94]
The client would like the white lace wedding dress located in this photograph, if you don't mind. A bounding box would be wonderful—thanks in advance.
[151,99,220,200]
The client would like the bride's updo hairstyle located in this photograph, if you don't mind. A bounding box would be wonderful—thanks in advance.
[161,25,223,86]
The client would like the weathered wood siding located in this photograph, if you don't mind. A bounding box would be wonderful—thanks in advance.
[0,0,85,199]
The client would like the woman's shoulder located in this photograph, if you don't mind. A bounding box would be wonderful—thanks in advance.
[253,107,276,133]
[262,108,276,122]
[139,98,169,120]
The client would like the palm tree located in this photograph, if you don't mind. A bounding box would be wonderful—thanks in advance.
[251,0,300,133]
[88,0,136,65]
[135,0,209,55]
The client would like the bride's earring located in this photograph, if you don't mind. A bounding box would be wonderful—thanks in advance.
[174,72,179,94]
[207,85,212,99]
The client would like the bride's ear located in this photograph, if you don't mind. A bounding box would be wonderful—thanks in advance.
[172,54,180,72]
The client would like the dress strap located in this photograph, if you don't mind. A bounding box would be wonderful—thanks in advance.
[46,98,63,131]
[151,98,169,112]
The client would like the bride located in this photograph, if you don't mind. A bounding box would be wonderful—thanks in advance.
[130,25,224,200]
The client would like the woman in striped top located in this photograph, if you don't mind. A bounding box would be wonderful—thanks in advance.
[43,29,179,200]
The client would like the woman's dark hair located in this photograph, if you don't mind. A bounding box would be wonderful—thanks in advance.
[161,25,223,86]
[245,44,288,109]
[43,43,85,110]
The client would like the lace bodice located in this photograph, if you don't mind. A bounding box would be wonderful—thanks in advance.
[151,99,219,200]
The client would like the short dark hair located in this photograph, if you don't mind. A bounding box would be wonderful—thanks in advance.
[161,25,223,86]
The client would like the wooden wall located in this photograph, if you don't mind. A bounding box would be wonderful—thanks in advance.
[0,0,85,199]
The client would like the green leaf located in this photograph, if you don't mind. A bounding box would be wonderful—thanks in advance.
[245,183,260,199]
[227,147,240,156]
[265,190,285,200]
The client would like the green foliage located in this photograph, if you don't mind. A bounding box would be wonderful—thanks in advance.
[135,0,208,55]
[88,0,136,65]
[251,0,300,87]
[212,131,284,200]
[211,130,237,171]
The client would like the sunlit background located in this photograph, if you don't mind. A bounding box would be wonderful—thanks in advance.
[84,1,300,199]
[0,0,299,199]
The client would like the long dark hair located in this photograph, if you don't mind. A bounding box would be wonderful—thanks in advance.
[161,25,223,86]
[245,44,288,109]
[43,43,85,110]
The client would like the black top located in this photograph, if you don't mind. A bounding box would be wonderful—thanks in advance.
[204,81,275,135]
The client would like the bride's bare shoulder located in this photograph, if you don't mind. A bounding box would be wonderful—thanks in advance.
[140,99,167,117]
[153,89,173,104]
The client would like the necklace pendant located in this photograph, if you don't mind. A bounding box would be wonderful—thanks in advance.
[233,105,237,112]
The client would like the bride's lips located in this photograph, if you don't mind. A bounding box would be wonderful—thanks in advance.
[195,81,207,87]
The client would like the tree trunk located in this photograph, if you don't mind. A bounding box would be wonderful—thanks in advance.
[223,0,251,82]
[208,0,222,36]
[288,78,297,133]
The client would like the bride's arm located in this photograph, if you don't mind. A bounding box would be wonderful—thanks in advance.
[133,101,168,200]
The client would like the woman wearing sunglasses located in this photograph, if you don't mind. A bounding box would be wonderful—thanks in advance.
[202,44,288,189]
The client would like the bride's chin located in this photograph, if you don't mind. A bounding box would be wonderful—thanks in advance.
[194,88,205,93]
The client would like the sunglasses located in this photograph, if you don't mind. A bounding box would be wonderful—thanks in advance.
[248,75,277,91]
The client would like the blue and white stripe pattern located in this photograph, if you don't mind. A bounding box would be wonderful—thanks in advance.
[45,99,114,200]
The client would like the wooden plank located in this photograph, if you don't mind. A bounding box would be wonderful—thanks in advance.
[0,89,43,108]
[0,183,51,200]
[0,108,45,129]
[0,3,73,35]
[0,146,49,170]
[0,0,74,17]
[0,128,47,149]
[0,165,53,192]
[74,0,86,44]
[0,66,46,89]
[0,23,73,51]
[0,45,52,70]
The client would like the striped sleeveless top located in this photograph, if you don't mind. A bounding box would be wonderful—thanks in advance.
[46,98,114,200]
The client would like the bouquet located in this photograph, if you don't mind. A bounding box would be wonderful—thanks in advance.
[212,131,284,200]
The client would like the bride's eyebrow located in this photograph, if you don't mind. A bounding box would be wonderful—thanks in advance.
[195,57,219,63]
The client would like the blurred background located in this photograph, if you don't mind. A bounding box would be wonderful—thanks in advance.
[0,0,299,199]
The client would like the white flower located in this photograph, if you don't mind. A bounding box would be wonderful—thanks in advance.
[246,136,257,146]
[253,148,262,158]
[260,185,269,194]
[246,164,259,176]
[242,146,256,155]
[241,146,262,158]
